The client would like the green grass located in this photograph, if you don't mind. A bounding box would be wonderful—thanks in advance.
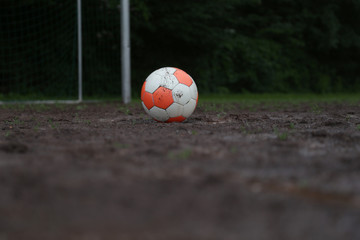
[277,132,289,141]
[4,117,24,127]
[76,105,87,110]
[1,93,358,109]
[198,93,360,104]
[33,121,41,132]
[311,103,323,114]
[118,105,131,115]
[48,119,59,129]
[167,149,192,160]
[84,120,92,125]
[274,127,289,141]
[196,93,359,112]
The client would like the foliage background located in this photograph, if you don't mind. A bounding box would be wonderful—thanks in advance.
[1,0,360,98]
[130,0,360,94]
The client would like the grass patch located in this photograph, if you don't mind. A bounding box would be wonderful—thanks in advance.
[48,119,59,129]
[4,117,24,127]
[199,93,360,104]
[311,104,323,114]
[118,105,131,115]
[0,94,358,112]
[33,122,41,132]
[196,93,359,113]
[277,132,289,141]
[274,127,289,141]
[76,105,87,111]
[84,120,91,125]
[167,149,192,160]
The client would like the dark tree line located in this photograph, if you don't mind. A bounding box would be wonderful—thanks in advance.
[1,0,360,98]
[131,0,360,94]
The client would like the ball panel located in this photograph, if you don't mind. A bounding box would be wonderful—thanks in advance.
[141,81,146,97]
[172,83,191,106]
[150,68,166,77]
[145,74,162,93]
[183,98,197,118]
[153,67,177,76]
[166,116,186,123]
[153,87,174,109]
[159,74,179,90]
[149,106,169,122]
[189,82,198,100]
[141,91,154,110]
[141,102,151,115]
[166,102,184,118]
[166,67,177,74]
[174,69,193,87]
[151,67,179,90]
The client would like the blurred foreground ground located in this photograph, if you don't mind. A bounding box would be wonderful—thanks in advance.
[0,100,360,240]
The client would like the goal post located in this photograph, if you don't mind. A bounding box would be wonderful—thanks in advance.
[0,0,131,104]
[77,0,83,103]
[121,0,131,104]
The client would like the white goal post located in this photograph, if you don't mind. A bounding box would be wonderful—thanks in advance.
[77,0,83,103]
[121,0,131,104]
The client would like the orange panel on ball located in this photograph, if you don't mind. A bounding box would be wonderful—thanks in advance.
[153,87,174,109]
[166,116,186,123]
[141,82,146,97]
[141,82,154,110]
[174,69,193,87]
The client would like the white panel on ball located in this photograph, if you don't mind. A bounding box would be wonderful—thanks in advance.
[160,74,179,90]
[149,106,169,121]
[153,67,177,76]
[189,82,198,100]
[165,67,177,74]
[172,83,191,105]
[145,74,162,93]
[141,102,151,113]
[183,99,196,118]
[166,102,184,118]
[151,68,166,76]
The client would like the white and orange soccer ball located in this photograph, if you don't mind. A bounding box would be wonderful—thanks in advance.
[141,67,198,122]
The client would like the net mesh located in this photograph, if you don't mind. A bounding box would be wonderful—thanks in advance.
[0,0,78,100]
[0,0,121,101]
[82,0,121,98]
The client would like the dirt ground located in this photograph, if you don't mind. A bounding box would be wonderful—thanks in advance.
[0,100,360,240]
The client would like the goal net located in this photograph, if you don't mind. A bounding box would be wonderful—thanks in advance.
[0,0,124,103]
[0,0,78,102]
[82,0,121,99]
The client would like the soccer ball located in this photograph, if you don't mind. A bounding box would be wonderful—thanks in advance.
[141,67,198,122]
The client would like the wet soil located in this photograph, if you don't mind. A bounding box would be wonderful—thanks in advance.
[0,101,360,240]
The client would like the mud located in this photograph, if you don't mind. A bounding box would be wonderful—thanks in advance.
[0,101,360,240]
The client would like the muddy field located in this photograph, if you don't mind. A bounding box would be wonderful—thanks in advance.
[0,100,360,240]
